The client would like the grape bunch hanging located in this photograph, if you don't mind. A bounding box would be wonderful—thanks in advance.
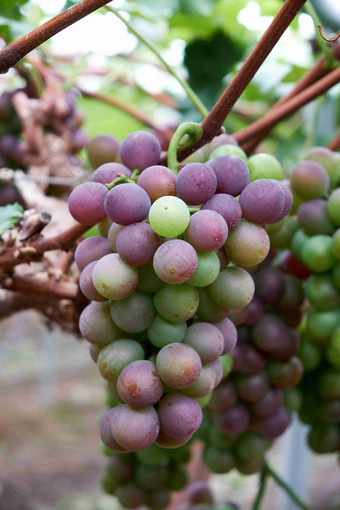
[68,127,293,454]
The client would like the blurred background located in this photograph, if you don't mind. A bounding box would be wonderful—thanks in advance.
[1,1,340,509]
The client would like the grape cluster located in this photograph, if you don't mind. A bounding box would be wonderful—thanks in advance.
[198,252,304,475]
[69,128,293,455]
[285,148,340,455]
[0,90,26,171]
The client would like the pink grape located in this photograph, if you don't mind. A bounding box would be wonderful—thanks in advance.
[68,182,107,225]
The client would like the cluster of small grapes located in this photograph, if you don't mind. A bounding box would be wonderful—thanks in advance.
[285,147,340,455]
[69,128,293,455]
[175,480,240,510]
[100,424,191,510]
[198,253,304,476]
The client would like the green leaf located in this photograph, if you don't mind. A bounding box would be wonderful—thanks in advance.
[0,203,24,235]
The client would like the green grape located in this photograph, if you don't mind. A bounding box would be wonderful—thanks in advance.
[203,445,235,473]
[137,263,164,293]
[209,266,255,309]
[149,196,190,237]
[147,314,187,348]
[210,144,248,162]
[298,342,322,371]
[154,283,199,323]
[136,444,168,467]
[188,251,220,287]
[197,393,212,408]
[291,228,310,260]
[248,153,283,181]
[332,262,340,291]
[97,339,145,382]
[318,370,340,400]
[110,291,155,333]
[306,308,340,340]
[234,432,271,461]
[326,326,340,369]
[304,274,340,310]
[332,229,340,260]
[269,216,299,249]
[283,388,303,412]
[208,425,236,449]
[328,189,340,226]
[220,353,233,378]
[301,235,335,272]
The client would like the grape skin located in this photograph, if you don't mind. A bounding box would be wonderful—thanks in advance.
[97,339,145,383]
[79,302,122,346]
[291,160,330,199]
[110,291,155,333]
[149,196,190,237]
[209,266,255,309]
[209,154,249,196]
[120,131,161,170]
[157,393,202,439]
[105,183,151,225]
[156,343,202,389]
[91,162,131,184]
[239,179,286,225]
[153,239,198,284]
[202,193,241,231]
[79,260,107,301]
[68,182,107,225]
[147,315,187,348]
[154,283,199,323]
[137,165,176,202]
[176,163,217,205]
[116,223,161,266]
[186,210,228,252]
[224,220,270,267]
[100,408,129,452]
[111,404,160,451]
[92,253,138,300]
[74,236,111,271]
[86,134,120,168]
[184,323,224,363]
[117,360,163,408]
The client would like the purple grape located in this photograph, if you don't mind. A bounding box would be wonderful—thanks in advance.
[120,131,161,170]
[111,404,159,451]
[214,404,251,436]
[79,301,122,346]
[104,183,151,225]
[291,160,330,199]
[100,408,129,452]
[254,267,285,303]
[116,483,146,508]
[92,162,131,184]
[79,261,107,301]
[158,393,202,439]
[232,343,266,375]
[71,129,88,152]
[251,388,283,417]
[274,181,293,221]
[251,406,290,438]
[89,344,100,363]
[184,322,224,363]
[244,297,265,326]
[209,155,249,196]
[239,179,286,224]
[187,482,213,505]
[156,343,202,389]
[214,318,237,354]
[251,315,290,354]
[270,330,299,362]
[176,163,217,205]
[98,340,145,383]
[74,236,111,271]
[235,372,270,403]
[116,223,161,266]
[297,199,335,235]
[117,360,163,408]
[209,382,238,411]
[153,239,198,284]
[137,165,176,202]
[68,182,107,225]
[202,193,242,231]
[86,134,120,168]
[224,221,270,267]
[186,210,228,252]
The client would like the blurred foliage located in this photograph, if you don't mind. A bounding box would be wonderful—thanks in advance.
[0,202,23,235]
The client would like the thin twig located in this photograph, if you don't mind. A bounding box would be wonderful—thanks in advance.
[0,222,88,272]
[328,132,340,151]
[265,460,310,510]
[252,465,269,510]
[242,56,330,154]
[79,88,173,142]
[3,275,78,300]
[318,26,340,43]
[234,66,340,145]
[161,0,308,163]
[0,0,113,74]
[105,5,209,118]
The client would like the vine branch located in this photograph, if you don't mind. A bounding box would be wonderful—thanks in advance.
[234,66,340,145]
[264,461,310,510]
[318,26,340,43]
[252,464,269,510]
[162,0,308,163]
[0,0,113,74]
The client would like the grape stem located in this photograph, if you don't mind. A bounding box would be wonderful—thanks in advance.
[264,460,310,510]
[252,464,269,510]
[106,175,135,190]
[167,122,203,174]
[104,5,209,119]
[0,0,113,74]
